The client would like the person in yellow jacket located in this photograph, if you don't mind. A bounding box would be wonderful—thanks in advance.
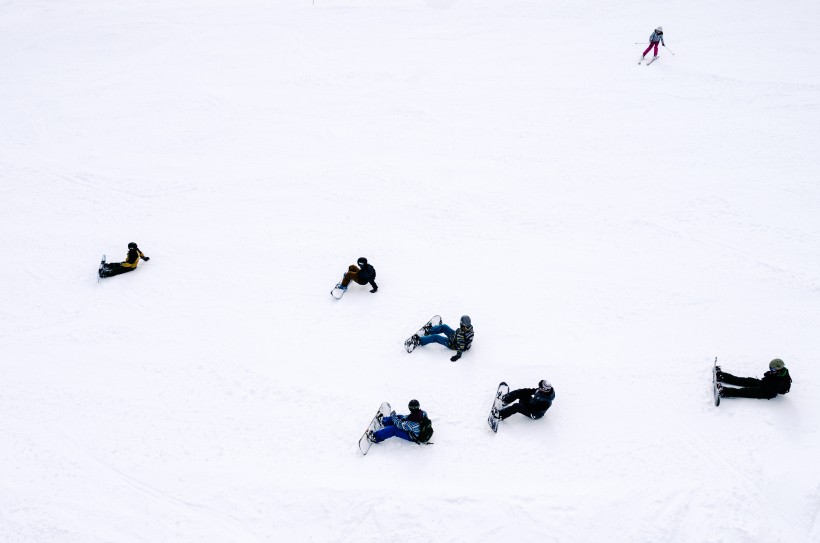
[99,242,150,278]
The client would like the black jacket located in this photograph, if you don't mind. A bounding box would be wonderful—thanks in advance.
[762,368,791,396]
[357,263,376,282]
[522,387,556,419]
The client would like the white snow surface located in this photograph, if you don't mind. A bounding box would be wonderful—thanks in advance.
[2,0,820,541]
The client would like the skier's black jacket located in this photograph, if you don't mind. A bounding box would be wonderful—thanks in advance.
[761,368,792,396]
[519,388,555,419]
[357,263,376,282]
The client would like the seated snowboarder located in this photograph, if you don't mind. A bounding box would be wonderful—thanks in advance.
[411,315,474,362]
[338,257,378,293]
[100,242,150,278]
[716,358,792,400]
[493,380,555,421]
[369,399,433,444]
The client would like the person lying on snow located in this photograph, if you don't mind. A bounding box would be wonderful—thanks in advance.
[368,399,433,444]
[410,315,474,362]
[100,242,150,278]
[716,358,792,400]
[492,380,555,422]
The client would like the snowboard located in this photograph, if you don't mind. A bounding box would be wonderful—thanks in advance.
[488,382,510,433]
[712,357,720,407]
[404,315,442,353]
[358,402,393,455]
[331,275,347,299]
[97,255,106,281]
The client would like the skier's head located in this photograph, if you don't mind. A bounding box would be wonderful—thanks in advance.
[357,257,368,267]
[538,379,553,392]
[655,26,663,33]
[460,315,471,328]
[128,242,138,250]
[769,358,785,371]
[408,399,421,412]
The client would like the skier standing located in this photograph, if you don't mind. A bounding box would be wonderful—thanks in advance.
[493,380,555,421]
[411,315,474,362]
[369,399,433,444]
[99,242,150,278]
[338,257,378,293]
[640,26,665,63]
[716,359,792,400]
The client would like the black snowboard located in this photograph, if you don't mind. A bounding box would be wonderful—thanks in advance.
[488,382,510,433]
[97,255,106,281]
[358,402,393,455]
[404,315,442,353]
[713,357,720,407]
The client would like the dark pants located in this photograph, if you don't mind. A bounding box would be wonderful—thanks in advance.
[498,389,546,420]
[99,263,135,278]
[719,372,777,399]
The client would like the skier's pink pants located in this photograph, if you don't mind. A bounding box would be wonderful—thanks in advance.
[643,43,659,57]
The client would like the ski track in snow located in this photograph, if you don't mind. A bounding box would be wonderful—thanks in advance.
[2,0,820,541]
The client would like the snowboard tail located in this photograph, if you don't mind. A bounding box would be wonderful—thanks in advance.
[404,315,442,353]
[712,357,720,407]
[488,382,510,433]
[358,402,392,455]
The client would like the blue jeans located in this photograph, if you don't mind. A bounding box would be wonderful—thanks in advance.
[373,417,413,442]
[419,324,454,348]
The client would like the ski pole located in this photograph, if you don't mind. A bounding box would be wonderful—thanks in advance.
[664,45,675,55]
[634,42,648,44]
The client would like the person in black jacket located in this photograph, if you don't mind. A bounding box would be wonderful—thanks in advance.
[339,257,378,293]
[494,380,555,421]
[717,359,792,400]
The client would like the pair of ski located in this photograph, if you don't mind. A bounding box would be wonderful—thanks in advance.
[638,56,659,66]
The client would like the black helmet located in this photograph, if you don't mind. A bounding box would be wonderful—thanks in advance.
[408,399,420,411]
[460,315,471,327]
[357,257,368,266]
[128,242,138,250]
[538,379,552,392]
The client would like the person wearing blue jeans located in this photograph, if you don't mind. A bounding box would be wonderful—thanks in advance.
[419,324,455,347]
[413,315,474,362]
[370,400,426,443]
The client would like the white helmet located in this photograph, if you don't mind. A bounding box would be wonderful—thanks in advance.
[656,26,663,32]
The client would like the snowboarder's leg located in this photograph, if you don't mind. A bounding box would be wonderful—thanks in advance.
[501,388,530,404]
[428,324,455,338]
[720,386,775,400]
[373,424,413,442]
[719,372,762,387]
[498,403,524,420]
[418,334,450,347]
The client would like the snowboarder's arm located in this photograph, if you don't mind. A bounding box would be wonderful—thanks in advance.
[139,250,150,261]
[391,414,420,435]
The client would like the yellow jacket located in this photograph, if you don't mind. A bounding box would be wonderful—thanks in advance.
[121,248,147,269]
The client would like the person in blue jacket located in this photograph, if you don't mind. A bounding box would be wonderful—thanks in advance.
[411,315,474,362]
[369,400,429,443]
[640,26,665,62]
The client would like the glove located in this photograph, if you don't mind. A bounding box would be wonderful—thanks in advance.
[662,43,665,47]
[370,287,377,293]
[450,354,461,362]
[143,256,150,261]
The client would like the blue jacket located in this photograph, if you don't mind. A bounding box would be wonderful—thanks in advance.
[390,410,426,436]
[649,31,665,45]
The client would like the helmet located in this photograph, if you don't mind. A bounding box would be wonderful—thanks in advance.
[460,315,471,327]
[538,379,553,392]
[769,358,785,371]
[656,26,663,33]
[357,257,368,266]
[128,242,138,250]
[408,399,420,411]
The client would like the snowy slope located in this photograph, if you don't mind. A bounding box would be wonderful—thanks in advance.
[2,0,820,541]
